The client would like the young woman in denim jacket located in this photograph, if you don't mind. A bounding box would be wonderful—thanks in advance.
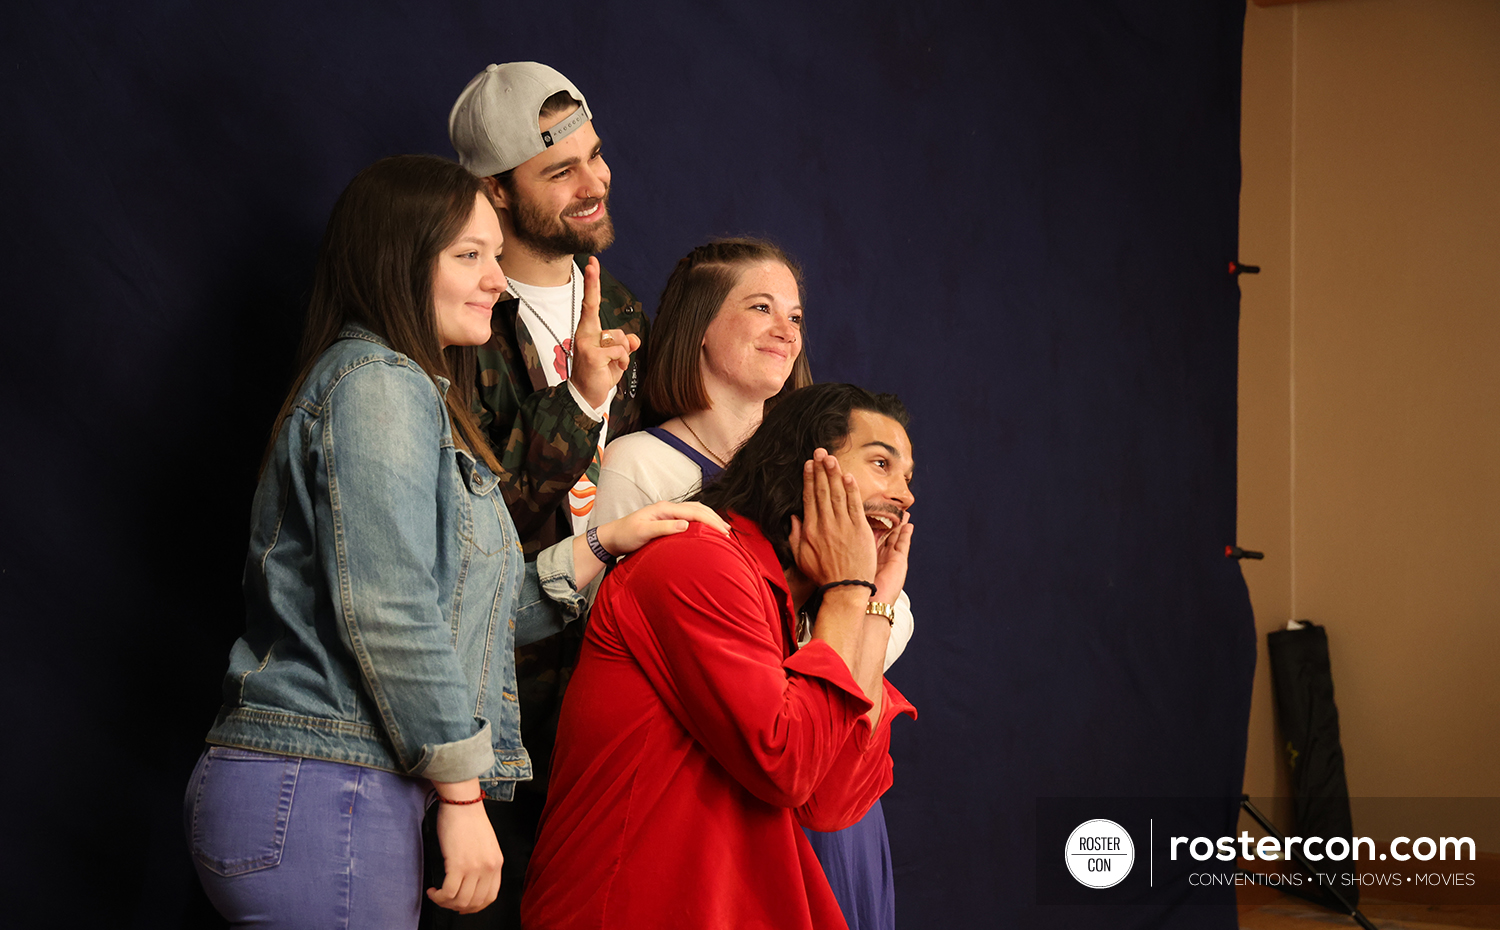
[185,155,726,928]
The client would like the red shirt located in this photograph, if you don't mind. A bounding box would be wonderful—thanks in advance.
[521,514,916,930]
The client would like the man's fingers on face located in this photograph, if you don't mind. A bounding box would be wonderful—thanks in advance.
[820,455,848,519]
[801,462,817,533]
[881,522,911,558]
[897,522,914,552]
[813,451,836,522]
[844,472,863,524]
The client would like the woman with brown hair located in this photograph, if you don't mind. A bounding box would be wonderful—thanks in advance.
[589,238,814,519]
[184,155,724,929]
[589,238,913,930]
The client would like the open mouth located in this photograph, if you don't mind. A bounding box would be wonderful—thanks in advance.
[866,512,897,539]
[564,201,603,220]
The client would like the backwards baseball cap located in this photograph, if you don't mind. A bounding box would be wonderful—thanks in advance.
[449,62,592,177]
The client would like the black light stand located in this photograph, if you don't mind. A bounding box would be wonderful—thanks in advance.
[1238,796,1377,930]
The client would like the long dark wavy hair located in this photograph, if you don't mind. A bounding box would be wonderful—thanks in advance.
[699,383,909,568]
[261,154,500,474]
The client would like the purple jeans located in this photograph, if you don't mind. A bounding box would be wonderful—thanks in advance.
[185,747,429,929]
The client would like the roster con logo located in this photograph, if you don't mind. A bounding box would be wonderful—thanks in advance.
[1066,819,1136,889]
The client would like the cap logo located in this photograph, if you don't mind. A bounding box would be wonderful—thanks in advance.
[541,104,588,150]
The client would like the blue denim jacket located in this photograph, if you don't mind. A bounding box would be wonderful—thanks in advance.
[206,327,586,799]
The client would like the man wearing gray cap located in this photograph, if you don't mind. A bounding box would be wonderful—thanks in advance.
[420,62,649,930]
[448,60,647,551]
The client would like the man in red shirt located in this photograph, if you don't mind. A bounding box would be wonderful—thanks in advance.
[523,383,918,930]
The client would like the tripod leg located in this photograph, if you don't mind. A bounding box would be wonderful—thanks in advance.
[1240,797,1377,930]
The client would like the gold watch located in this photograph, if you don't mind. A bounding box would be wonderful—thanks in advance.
[865,600,896,625]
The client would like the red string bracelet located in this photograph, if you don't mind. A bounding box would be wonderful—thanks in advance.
[438,794,486,805]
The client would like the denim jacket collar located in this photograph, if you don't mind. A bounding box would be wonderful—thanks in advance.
[334,323,451,394]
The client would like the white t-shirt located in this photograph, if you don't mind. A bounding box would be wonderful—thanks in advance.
[509,267,615,537]
[589,429,707,526]
[591,429,915,672]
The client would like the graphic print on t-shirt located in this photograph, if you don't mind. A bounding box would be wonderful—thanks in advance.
[569,413,604,521]
[511,272,613,536]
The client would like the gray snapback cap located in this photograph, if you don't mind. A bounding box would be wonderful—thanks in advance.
[449,62,592,177]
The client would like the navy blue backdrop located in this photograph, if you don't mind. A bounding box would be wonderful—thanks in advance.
[0,2,1253,927]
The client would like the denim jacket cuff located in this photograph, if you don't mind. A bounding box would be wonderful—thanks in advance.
[535,539,590,616]
[413,719,494,783]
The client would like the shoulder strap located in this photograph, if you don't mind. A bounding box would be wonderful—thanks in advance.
[645,427,723,483]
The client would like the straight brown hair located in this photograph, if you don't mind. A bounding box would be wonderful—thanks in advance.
[643,238,814,419]
[262,154,500,474]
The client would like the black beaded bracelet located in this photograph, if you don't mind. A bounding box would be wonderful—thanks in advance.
[586,527,616,565]
[817,579,877,597]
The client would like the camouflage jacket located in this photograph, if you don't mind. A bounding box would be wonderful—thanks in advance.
[476,257,648,796]
[475,257,649,556]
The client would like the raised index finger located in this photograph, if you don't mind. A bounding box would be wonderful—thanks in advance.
[576,256,602,337]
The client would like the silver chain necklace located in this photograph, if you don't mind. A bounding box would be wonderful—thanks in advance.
[511,265,578,379]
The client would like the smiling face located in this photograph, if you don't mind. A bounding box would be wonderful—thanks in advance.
[699,261,804,405]
[433,193,507,349]
[831,409,915,546]
[498,104,614,259]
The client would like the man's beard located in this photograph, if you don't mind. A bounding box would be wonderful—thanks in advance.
[509,190,616,259]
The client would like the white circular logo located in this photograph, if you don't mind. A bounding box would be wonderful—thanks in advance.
[1065,819,1134,888]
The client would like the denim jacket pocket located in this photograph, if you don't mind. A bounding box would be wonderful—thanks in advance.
[455,449,499,497]
[455,451,509,558]
[187,748,301,877]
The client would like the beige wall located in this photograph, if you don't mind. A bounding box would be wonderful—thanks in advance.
[1238,0,1500,843]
